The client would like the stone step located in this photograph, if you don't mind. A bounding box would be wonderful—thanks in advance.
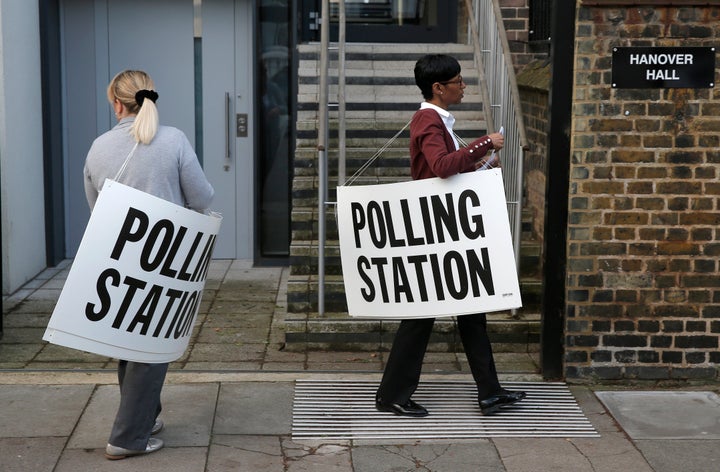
[296,42,476,65]
[295,118,487,131]
[519,241,541,278]
[284,312,540,353]
[286,274,543,315]
[284,255,543,351]
[296,87,485,106]
[289,234,542,278]
[294,123,487,143]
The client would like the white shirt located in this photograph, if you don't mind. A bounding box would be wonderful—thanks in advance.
[420,101,460,150]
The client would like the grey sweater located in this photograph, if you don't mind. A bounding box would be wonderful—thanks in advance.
[84,117,214,211]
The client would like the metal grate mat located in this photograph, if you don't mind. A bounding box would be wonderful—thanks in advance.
[293,380,600,440]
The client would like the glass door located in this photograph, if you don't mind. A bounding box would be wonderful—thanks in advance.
[204,0,293,261]
[301,0,457,43]
[258,0,293,258]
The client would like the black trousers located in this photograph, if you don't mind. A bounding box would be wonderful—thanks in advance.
[376,313,501,404]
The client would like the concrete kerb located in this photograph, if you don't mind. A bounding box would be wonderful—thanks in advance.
[0,370,549,388]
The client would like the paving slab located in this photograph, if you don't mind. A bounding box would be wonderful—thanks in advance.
[1,327,47,343]
[55,445,208,472]
[596,391,720,439]
[0,343,43,366]
[67,385,119,449]
[187,342,267,362]
[0,437,66,472]
[214,382,294,435]
[160,383,219,447]
[282,438,353,472]
[0,385,94,437]
[207,435,284,472]
[33,343,111,363]
[493,437,595,472]
[1,312,51,328]
[570,387,621,433]
[634,439,720,472]
[68,383,219,449]
[353,441,504,472]
[569,432,654,472]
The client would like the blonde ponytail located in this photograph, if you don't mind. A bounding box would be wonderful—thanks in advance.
[107,70,159,144]
[132,91,159,144]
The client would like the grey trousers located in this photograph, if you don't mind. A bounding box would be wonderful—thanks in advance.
[108,360,168,450]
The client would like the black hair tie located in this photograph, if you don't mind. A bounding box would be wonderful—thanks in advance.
[135,89,159,107]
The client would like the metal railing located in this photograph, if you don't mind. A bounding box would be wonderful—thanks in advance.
[317,0,331,315]
[317,0,347,315]
[317,0,529,313]
[468,0,529,269]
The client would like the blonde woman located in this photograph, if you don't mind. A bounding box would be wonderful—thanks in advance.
[84,70,214,460]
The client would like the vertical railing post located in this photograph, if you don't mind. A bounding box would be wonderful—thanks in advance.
[338,1,347,186]
[464,0,495,133]
[317,0,330,315]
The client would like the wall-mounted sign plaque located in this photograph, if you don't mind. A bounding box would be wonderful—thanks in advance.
[611,47,715,88]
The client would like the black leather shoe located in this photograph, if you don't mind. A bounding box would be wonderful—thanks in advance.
[479,389,526,415]
[375,398,429,417]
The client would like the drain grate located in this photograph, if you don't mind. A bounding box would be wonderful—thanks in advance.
[292,379,599,440]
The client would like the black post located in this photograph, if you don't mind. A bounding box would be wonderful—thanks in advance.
[40,0,65,267]
[541,0,576,380]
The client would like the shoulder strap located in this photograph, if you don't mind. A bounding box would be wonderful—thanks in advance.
[344,119,411,187]
[113,142,139,183]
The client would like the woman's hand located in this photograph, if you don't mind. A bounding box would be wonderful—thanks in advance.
[488,132,504,150]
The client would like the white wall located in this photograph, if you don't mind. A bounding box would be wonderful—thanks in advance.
[0,0,47,294]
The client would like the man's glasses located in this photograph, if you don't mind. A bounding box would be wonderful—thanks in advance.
[439,76,464,86]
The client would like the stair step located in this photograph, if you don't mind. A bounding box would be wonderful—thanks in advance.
[286,274,543,314]
[284,315,540,353]
[297,43,475,61]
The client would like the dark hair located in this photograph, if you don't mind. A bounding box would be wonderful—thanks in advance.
[414,54,461,100]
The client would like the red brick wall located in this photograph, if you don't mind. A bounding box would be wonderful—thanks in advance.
[517,59,551,244]
[500,0,537,71]
[566,4,720,381]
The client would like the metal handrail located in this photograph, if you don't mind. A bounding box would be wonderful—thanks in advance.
[468,0,529,270]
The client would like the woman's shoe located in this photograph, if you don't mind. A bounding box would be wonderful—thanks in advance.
[151,419,164,435]
[105,438,164,460]
[479,389,526,415]
[375,398,429,417]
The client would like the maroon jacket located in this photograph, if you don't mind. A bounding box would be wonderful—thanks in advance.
[409,108,495,180]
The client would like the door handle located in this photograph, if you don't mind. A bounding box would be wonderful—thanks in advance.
[224,92,231,171]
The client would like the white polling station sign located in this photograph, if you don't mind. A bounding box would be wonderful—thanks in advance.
[43,179,222,363]
[337,168,521,319]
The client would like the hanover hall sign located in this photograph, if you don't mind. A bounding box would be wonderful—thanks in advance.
[612,47,715,89]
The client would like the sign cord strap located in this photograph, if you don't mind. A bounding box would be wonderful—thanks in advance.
[453,132,469,148]
[113,142,140,184]
[344,119,411,187]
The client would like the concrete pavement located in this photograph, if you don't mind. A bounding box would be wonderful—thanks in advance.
[2,260,719,471]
